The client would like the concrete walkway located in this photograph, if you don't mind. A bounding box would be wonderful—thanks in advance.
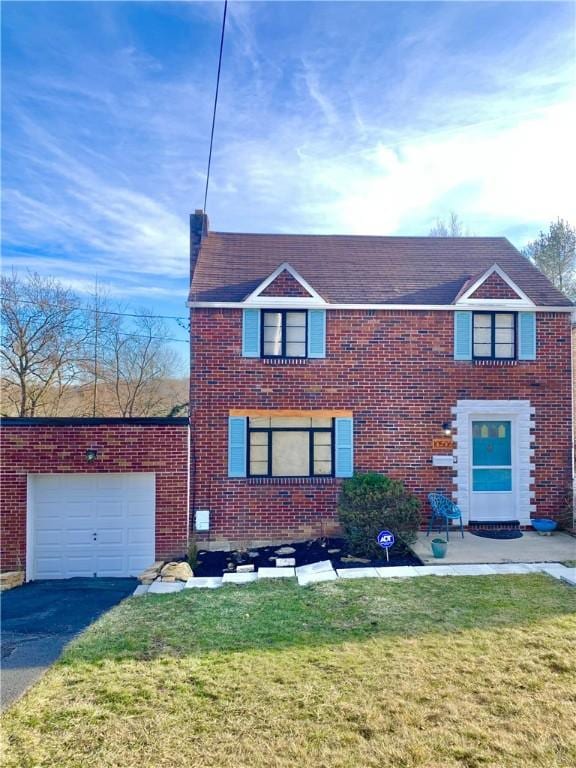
[136,560,576,593]
[412,530,576,565]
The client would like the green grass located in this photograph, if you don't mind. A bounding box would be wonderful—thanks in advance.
[2,575,576,768]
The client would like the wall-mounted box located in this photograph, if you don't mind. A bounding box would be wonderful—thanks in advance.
[195,509,210,531]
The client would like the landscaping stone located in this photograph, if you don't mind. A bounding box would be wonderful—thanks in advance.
[258,567,295,579]
[148,580,184,594]
[449,564,496,576]
[248,551,260,558]
[236,564,255,573]
[295,560,334,577]
[137,561,164,583]
[184,577,223,589]
[336,568,379,579]
[328,549,341,555]
[274,546,296,556]
[488,564,533,574]
[0,571,25,591]
[538,564,576,584]
[340,555,371,564]
[412,565,458,576]
[297,570,337,586]
[275,557,296,567]
[222,572,258,584]
[375,566,419,578]
[132,585,150,596]
[160,562,193,581]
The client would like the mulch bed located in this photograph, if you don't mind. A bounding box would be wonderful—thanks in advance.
[192,537,422,577]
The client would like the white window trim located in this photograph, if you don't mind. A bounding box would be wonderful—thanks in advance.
[451,400,535,525]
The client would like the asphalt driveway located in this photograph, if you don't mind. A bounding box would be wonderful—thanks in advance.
[1,577,136,709]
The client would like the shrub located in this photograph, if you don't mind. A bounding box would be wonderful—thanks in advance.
[338,472,421,557]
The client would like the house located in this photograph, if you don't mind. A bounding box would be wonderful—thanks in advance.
[188,210,573,549]
[1,213,573,581]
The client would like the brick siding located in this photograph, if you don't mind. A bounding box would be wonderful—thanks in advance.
[260,270,312,297]
[0,421,189,573]
[190,308,572,545]
[469,272,522,300]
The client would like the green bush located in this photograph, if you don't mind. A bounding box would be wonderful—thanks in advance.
[338,472,421,557]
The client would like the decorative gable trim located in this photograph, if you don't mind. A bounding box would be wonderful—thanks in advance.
[244,263,326,305]
[454,264,534,307]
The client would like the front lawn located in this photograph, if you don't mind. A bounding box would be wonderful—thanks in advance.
[2,575,575,768]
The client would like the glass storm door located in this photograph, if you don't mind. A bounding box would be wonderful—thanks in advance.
[470,420,515,520]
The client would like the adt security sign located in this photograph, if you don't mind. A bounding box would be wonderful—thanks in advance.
[377,530,395,548]
[377,530,395,562]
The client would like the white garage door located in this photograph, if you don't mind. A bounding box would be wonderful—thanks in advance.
[29,473,155,579]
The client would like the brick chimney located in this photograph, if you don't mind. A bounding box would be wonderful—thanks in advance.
[190,209,209,277]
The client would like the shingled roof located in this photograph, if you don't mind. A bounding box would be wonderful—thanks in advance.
[189,231,572,307]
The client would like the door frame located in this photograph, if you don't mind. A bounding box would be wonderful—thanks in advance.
[452,399,535,526]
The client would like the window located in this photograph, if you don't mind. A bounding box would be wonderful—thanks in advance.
[473,312,516,359]
[262,310,307,358]
[248,416,334,477]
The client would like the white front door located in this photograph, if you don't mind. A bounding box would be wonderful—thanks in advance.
[469,419,516,521]
[29,473,155,580]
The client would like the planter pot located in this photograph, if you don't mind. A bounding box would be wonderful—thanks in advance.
[431,538,448,559]
[531,519,557,536]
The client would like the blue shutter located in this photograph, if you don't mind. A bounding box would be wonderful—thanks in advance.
[307,309,326,358]
[242,309,260,357]
[335,417,354,478]
[228,417,247,477]
[454,311,472,360]
[518,312,536,360]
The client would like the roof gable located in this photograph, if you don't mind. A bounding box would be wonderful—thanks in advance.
[454,264,534,306]
[244,263,325,304]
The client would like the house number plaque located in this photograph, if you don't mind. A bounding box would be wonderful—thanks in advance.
[431,437,453,451]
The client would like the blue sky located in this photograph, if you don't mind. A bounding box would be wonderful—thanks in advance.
[2,0,575,338]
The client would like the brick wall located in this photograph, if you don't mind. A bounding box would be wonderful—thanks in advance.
[260,270,312,297]
[190,309,572,545]
[469,272,521,299]
[0,419,189,572]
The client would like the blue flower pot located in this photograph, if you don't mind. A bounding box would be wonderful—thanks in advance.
[531,519,557,534]
[431,538,448,559]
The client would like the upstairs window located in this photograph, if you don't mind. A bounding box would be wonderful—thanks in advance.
[243,308,326,359]
[262,310,307,358]
[473,312,516,360]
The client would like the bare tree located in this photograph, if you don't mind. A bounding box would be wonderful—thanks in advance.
[100,312,179,417]
[429,211,471,237]
[1,272,84,416]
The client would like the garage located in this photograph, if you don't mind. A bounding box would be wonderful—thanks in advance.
[28,473,155,580]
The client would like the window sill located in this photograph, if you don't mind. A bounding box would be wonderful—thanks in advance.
[472,359,518,366]
[262,358,309,365]
[245,476,338,485]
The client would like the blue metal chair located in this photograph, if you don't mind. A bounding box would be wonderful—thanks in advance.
[427,493,464,541]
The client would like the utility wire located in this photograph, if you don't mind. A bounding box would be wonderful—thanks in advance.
[0,296,188,322]
[203,0,228,212]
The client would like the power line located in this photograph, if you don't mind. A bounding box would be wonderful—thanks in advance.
[203,0,228,212]
[0,296,188,322]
